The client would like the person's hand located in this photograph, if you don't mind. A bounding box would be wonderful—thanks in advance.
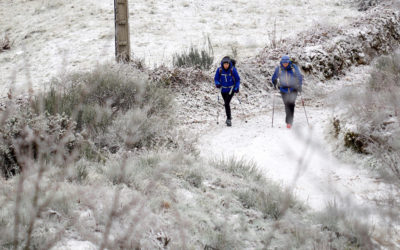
[234,87,239,93]
[216,84,221,88]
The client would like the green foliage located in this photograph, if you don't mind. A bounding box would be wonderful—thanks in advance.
[173,46,214,70]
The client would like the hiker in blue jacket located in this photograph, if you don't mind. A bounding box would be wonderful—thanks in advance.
[214,56,240,127]
[272,55,303,129]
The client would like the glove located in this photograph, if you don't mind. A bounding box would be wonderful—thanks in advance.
[234,87,239,93]
[216,84,221,89]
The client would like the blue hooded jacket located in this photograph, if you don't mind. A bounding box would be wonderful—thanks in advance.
[214,60,240,94]
[272,56,303,93]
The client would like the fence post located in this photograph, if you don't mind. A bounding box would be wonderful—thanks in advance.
[114,0,131,62]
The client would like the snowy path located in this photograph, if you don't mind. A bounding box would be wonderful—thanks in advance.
[198,103,388,212]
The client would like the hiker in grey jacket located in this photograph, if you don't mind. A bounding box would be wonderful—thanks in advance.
[272,55,303,129]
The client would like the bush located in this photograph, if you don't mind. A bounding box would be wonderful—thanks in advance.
[368,51,400,91]
[316,201,376,249]
[0,104,81,179]
[212,157,299,219]
[356,0,381,11]
[334,50,400,182]
[344,131,370,154]
[332,117,341,139]
[33,64,146,123]
[0,35,11,52]
[33,63,175,151]
[173,46,214,70]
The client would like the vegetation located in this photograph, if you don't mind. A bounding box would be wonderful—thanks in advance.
[173,44,214,70]
[336,51,400,182]
[0,34,11,52]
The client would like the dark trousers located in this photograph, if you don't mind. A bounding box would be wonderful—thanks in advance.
[281,91,298,125]
[221,92,235,120]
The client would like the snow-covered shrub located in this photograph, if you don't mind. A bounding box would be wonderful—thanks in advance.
[344,131,371,154]
[316,201,376,249]
[355,0,381,11]
[255,7,400,82]
[173,46,214,70]
[0,102,81,179]
[33,63,175,152]
[1,146,378,249]
[368,50,400,91]
[151,66,212,88]
[333,50,400,181]
[0,170,81,249]
[212,157,300,220]
[0,34,11,52]
[35,64,146,117]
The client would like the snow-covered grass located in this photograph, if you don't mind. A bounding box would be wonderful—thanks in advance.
[0,148,377,249]
[0,60,383,249]
[0,63,176,179]
[324,50,400,247]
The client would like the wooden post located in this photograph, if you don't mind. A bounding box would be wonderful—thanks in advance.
[114,0,131,62]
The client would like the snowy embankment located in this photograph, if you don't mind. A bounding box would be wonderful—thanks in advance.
[150,6,400,133]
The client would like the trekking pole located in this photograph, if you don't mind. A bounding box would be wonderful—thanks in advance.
[300,93,310,127]
[272,92,275,128]
[237,93,248,123]
[216,94,220,124]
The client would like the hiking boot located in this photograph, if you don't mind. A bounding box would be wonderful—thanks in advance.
[226,119,232,127]
[286,124,292,129]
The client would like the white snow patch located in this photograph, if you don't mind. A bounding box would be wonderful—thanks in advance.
[52,240,97,250]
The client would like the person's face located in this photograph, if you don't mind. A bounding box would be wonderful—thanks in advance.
[282,62,289,68]
[223,62,229,70]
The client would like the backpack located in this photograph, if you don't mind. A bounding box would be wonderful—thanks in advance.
[277,63,302,89]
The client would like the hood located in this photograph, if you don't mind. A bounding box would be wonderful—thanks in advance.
[280,55,292,68]
[220,57,232,70]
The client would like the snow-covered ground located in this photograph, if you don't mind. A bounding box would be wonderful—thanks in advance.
[2,0,400,248]
[197,63,400,245]
[0,0,362,95]
[199,105,389,212]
